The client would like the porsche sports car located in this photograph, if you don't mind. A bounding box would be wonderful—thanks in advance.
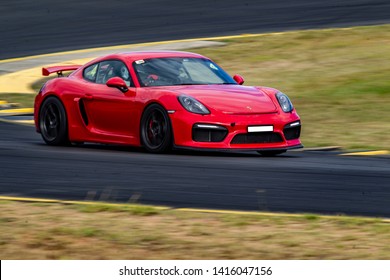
[34,51,302,155]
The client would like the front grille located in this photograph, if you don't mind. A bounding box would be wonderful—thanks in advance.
[192,125,228,142]
[283,123,301,140]
[231,132,283,144]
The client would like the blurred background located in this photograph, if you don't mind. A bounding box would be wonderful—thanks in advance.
[2,0,390,58]
[1,0,390,260]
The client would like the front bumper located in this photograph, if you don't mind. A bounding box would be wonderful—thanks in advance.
[169,110,302,150]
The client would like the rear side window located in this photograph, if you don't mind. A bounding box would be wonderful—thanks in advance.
[83,63,98,82]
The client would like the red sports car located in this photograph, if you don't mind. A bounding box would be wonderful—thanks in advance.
[34,51,302,155]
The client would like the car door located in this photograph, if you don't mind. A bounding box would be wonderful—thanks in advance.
[81,60,137,141]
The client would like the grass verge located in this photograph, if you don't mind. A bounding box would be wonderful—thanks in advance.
[0,93,35,108]
[1,200,389,259]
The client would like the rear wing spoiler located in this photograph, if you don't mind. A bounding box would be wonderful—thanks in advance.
[42,65,82,77]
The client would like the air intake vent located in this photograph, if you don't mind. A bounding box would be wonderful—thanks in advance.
[283,121,301,140]
[231,132,283,144]
[79,100,89,126]
[192,124,228,142]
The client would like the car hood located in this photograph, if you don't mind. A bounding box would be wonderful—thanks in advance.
[169,85,278,114]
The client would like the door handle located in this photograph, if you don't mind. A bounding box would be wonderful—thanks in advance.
[84,94,93,100]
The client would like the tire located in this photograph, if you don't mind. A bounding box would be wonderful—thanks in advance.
[140,104,172,153]
[39,96,69,146]
[257,150,286,157]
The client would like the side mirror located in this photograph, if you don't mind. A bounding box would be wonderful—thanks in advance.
[106,77,128,93]
[233,74,244,85]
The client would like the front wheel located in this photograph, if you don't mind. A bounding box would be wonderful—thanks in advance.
[39,96,69,146]
[257,150,286,157]
[140,104,172,153]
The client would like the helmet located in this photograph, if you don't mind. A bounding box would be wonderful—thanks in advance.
[120,66,129,80]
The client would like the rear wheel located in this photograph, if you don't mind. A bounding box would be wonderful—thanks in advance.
[140,104,172,153]
[257,150,286,157]
[39,96,69,146]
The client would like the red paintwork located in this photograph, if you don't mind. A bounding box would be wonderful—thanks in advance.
[34,51,302,151]
[42,65,82,76]
[233,74,245,85]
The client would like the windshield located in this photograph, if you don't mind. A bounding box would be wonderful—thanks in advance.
[133,57,236,87]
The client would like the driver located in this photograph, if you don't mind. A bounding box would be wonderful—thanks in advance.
[119,65,131,86]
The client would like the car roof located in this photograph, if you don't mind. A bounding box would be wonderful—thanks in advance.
[87,51,207,65]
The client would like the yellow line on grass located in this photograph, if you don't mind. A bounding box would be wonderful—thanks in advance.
[0,58,92,94]
[0,196,63,203]
[8,120,34,125]
[175,207,387,222]
[340,150,389,156]
[0,196,170,210]
[0,108,34,114]
[0,118,34,126]
[1,195,389,222]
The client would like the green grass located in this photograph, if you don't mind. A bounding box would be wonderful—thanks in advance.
[0,76,60,108]
[76,203,160,216]
[1,200,390,259]
[30,76,52,92]
[0,93,35,108]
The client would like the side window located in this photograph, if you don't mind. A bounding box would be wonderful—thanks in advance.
[95,60,132,87]
[83,63,98,82]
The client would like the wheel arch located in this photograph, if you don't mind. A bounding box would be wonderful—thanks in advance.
[38,94,70,145]
[37,93,69,132]
[139,101,175,151]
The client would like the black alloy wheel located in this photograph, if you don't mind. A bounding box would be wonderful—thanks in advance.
[39,96,69,145]
[141,104,172,153]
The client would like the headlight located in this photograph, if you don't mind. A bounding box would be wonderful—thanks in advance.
[276,92,294,113]
[178,95,210,115]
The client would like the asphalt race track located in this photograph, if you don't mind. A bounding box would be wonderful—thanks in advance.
[1,121,389,217]
[1,0,390,217]
[1,0,390,59]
